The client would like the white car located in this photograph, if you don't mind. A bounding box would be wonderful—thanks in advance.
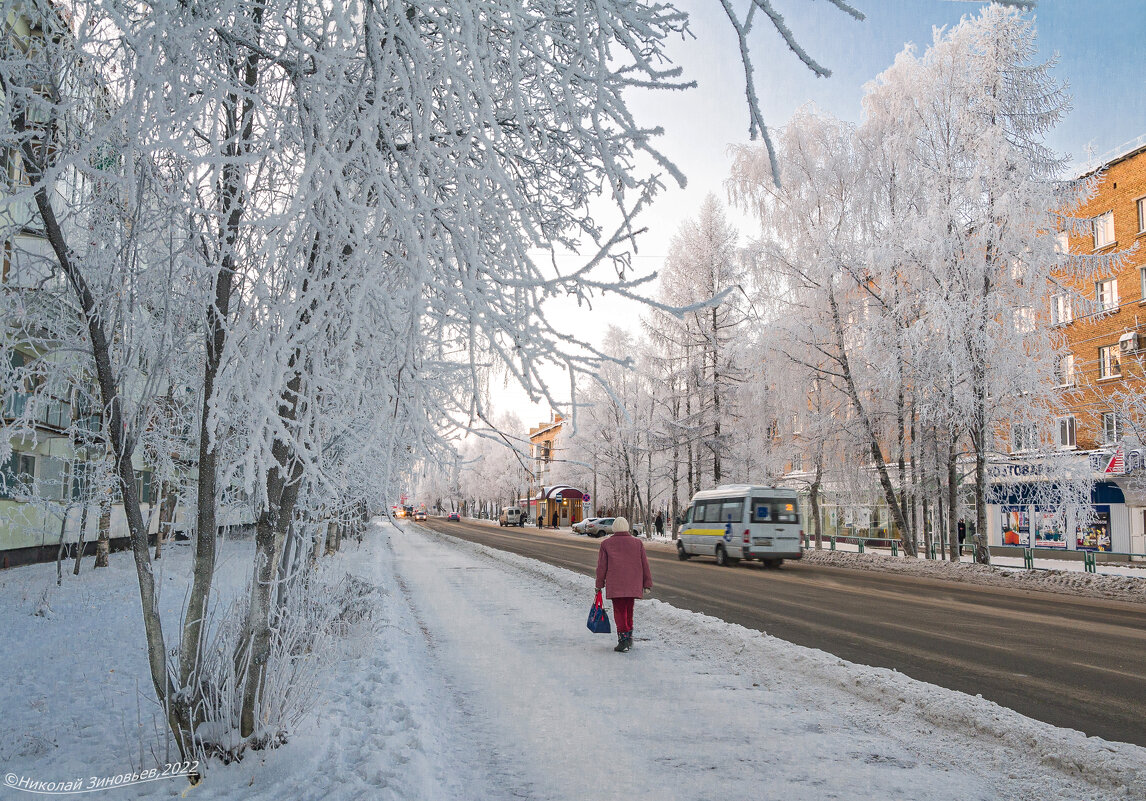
[572,517,600,535]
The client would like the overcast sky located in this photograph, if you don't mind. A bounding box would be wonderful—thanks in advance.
[498,0,1146,427]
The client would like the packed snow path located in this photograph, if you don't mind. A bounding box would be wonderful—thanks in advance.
[363,524,1146,801]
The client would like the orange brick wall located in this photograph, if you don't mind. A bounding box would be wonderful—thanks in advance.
[1054,145,1146,450]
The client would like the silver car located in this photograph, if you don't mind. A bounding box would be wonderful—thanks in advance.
[572,517,600,535]
[583,517,615,538]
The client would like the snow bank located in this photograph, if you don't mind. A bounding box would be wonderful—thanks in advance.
[799,547,1146,604]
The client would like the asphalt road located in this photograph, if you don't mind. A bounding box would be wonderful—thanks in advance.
[420,517,1146,747]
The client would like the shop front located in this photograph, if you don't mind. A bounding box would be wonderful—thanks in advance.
[520,485,588,528]
[988,456,1128,553]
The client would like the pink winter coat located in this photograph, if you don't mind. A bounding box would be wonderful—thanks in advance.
[595,532,653,600]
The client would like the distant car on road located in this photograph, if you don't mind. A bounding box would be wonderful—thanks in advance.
[447,512,460,522]
[571,517,600,535]
[583,517,615,538]
[414,509,427,521]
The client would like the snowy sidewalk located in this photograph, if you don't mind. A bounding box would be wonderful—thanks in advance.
[373,524,1146,801]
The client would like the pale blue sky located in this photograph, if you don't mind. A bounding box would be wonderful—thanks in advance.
[630,0,1146,261]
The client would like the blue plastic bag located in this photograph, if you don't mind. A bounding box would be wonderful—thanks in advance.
[587,590,611,634]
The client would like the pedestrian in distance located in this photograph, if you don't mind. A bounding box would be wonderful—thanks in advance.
[957,519,966,547]
[594,516,653,653]
[654,512,664,538]
[552,510,559,528]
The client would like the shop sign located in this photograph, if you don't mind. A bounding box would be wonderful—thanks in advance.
[1089,448,1146,473]
[988,463,1052,480]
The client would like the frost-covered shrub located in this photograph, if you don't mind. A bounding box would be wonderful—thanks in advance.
[187,565,382,764]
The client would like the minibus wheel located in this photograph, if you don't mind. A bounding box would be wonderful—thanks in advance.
[677,541,690,561]
[715,545,729,566]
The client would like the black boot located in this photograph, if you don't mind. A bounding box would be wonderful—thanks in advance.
[618,631,632,652]
[614,633,627,652]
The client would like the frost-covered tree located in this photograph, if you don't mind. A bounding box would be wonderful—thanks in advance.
[652,195,745,487]
[0,0,865,768]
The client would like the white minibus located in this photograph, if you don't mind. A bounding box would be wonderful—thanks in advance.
[677,485,803,567]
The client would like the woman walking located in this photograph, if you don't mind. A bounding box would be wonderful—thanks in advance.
[595,517,653,652]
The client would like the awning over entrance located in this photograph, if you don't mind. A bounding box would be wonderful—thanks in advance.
[543,485,585,501]
[521,485,587,503]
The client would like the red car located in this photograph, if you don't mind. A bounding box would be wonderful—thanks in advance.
[447,512,460,522]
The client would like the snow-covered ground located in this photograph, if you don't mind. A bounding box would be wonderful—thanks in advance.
[2,521,1145,800]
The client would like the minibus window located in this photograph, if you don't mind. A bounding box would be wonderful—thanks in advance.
[697,501,715,523]
[776,502,799,523]
[684,506,694,524]
[720,499,743,523]
[751,498,772,522]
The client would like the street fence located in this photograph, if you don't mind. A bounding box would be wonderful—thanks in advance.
[803,533,1144,574]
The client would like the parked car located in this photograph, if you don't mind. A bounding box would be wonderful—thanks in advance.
[571,517,600,535]
[583,517,615,538]
[447,512,460,522]
[414,509,427,521]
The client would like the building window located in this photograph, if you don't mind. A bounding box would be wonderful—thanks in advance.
[1102,412,1122,444]
[1138,197,1146,234]
[1055,231,1069,254]
[1099,344,1122,379]
[1051,293,1072,325]
[1057,416,1076,450]
[1093,211,1115,249]
[1055,353,1075,387]
[1011,423,1038,453]
[1096,277,1119,311]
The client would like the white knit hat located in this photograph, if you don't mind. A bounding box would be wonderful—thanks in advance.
[612,516,629,533]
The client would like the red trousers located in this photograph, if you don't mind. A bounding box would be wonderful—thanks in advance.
[612,597,635,633]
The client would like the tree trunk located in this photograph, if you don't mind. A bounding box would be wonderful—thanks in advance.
[95,485,111,568]
[72,493,90,576]
[947,435,961,563]
[827,287,913,547]
[154,480,177,560]
[810,453,823,550]
[20,157,177,751]
[239,438,303,740]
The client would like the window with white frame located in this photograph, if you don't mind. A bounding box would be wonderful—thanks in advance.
[1096,277,1119,311]
[1014,306,1035,332]
[1057,416,1076,450]
[1051,293,1072,325]
[1011,422,1039,453]
[1140,266,1146,300]
[1055,231,1069,254]
[1099,344,1122,379]
[1055,353,1075,386]
[1094,210,1115,249]
[1102,411,1122,444]
[1138,197,1146,234]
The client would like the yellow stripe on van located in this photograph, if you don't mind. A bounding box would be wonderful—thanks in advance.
[688,528,731,537]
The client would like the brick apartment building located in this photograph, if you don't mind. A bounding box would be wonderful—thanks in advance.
[1052,140,1146,452]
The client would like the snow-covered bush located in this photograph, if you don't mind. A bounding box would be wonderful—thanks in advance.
[188,561,382,764]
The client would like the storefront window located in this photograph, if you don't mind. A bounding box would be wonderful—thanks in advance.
[1077,506,1112,552]
[1001,506,1030,546]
